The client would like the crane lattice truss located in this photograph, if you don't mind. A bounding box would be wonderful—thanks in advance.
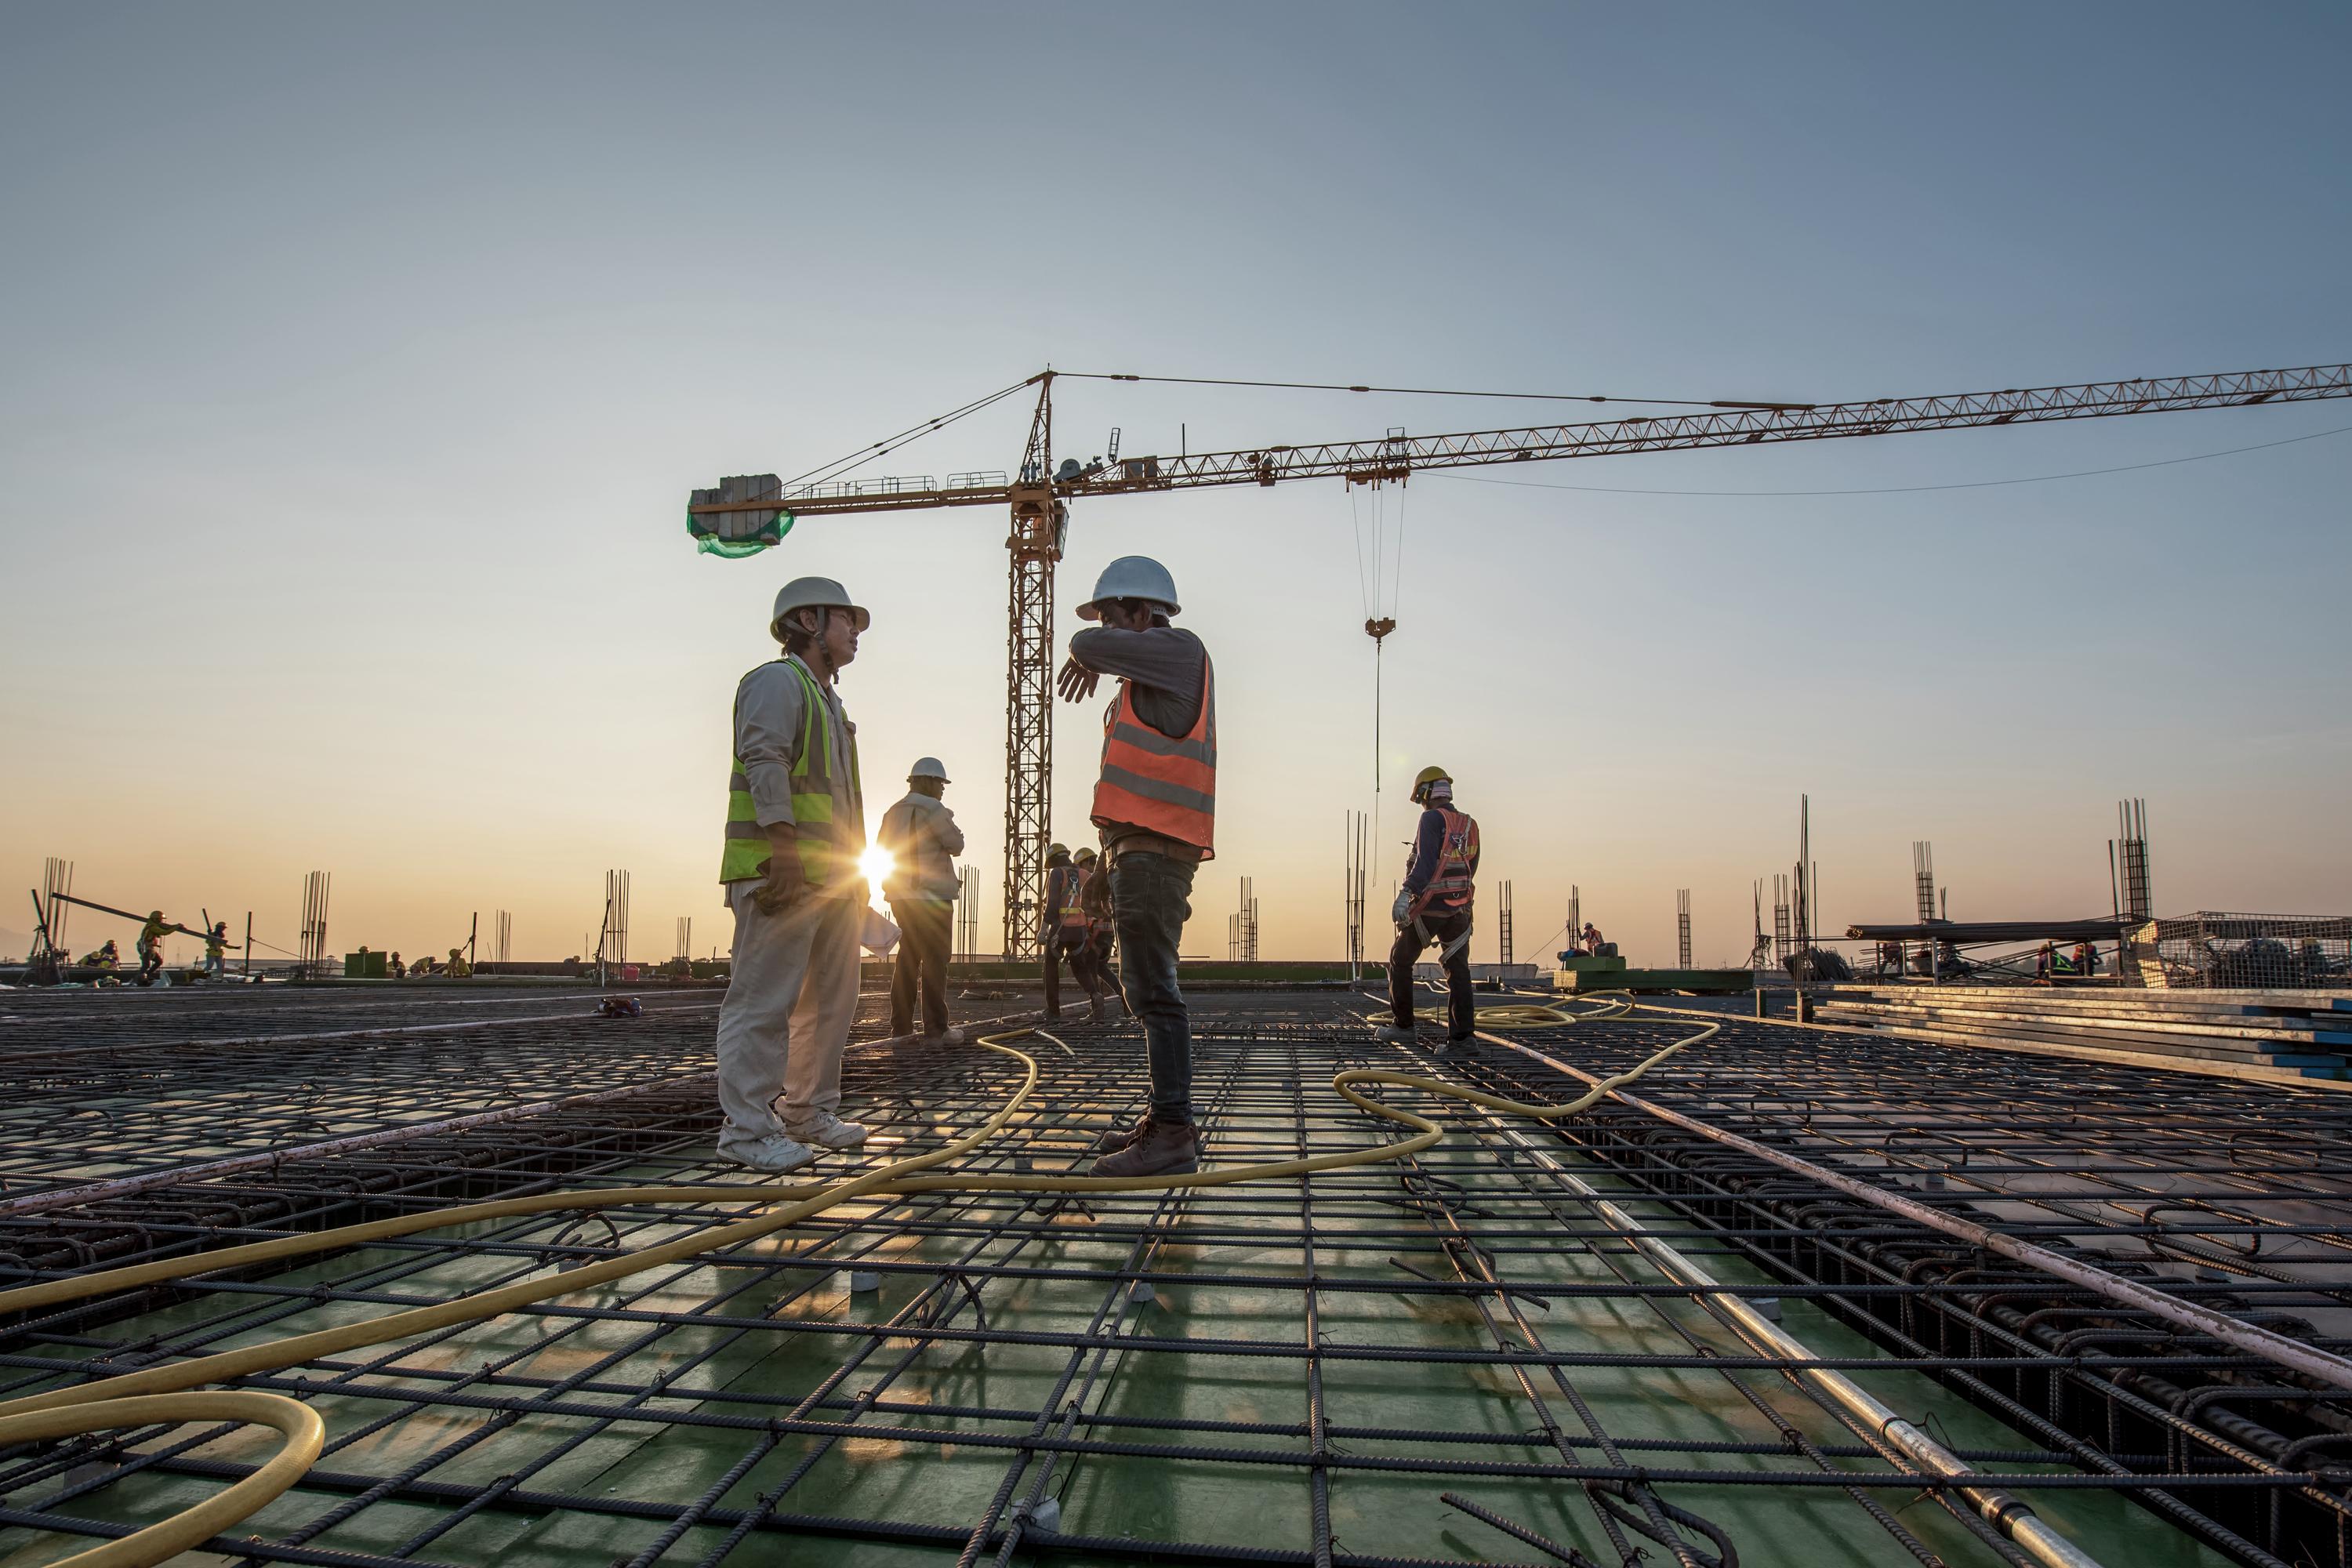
[692,361,2351,958]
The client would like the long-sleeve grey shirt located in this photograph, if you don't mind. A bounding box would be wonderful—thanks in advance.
[732,654,862,837]
[1066,624,1207,738]
[877,791,964,902]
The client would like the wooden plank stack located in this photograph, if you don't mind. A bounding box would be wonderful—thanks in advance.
[1815,984,2352,1079]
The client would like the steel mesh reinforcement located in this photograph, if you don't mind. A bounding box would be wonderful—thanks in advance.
[2,987,2350,1566]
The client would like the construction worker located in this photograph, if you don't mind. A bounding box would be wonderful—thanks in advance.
[1058,555,1214,1177]
[389,951,406,979]
[445,946,473,979]
[1580,921,1608,957]
[1071,846,1118,1015]
[715,576,872,1173]
[82,940,119,970]
[1041,843,1110,1021]
[201,921,230,978]
[877,756,964,1041]
[1377,766,1483,1047]
[136,910,197,983]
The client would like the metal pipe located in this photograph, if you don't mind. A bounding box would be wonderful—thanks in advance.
[1489,1033,2352,1394]
[1476,1108,2103,1568]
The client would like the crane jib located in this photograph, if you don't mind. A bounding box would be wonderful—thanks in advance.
[687,361,2351,520]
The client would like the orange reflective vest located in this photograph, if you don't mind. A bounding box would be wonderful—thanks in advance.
[1407,805,1479,917]
[1091,655,1215,856]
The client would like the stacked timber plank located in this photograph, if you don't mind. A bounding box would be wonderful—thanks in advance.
[1816,984,2352,1079]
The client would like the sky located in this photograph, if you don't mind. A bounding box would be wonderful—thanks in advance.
[3,2,2348,967]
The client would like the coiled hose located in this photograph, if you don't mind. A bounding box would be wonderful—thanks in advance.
[0,993,1713,1566]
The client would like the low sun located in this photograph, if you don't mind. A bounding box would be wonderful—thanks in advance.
[857,844,895,898]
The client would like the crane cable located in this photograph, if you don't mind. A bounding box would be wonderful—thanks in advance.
[0,997,1712,1568]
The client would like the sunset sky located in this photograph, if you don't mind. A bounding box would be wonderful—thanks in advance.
[5,3,2348,967]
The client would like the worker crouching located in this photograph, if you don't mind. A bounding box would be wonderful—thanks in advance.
[1378,766,1481,1049]
[1058,555,1213,1177]
[877,756,964,1043]
[715,576,874,1174]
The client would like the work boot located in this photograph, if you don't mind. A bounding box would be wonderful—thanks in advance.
[721,1133,817,1174]
[1090,1113,1152,1156]
[786,1109,869,1150]
[1089,1117,1200,1178]
[1374,1023,1416,1045]
[1444,1033,1475,1052]
[1087,990,1105,1023]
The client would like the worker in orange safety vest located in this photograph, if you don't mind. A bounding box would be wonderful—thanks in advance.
[1377,765,1482,1048]
[1056,554,1214,1178]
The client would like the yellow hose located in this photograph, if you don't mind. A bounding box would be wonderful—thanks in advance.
[0,996,1711,1564]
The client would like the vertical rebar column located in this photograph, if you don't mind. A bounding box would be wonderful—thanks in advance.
[956,866,979,961]
[41,858,72,957]
[1913,840,1936,923]
[1498,880,1514,969]
[1676,888,1691,970]
[495,910,513,964]
[2118,798,2152,920]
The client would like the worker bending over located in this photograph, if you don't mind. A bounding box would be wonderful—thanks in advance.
[1058,555,1214,1177]
[445,947,473,978]
[136,910,199,984]
[1043,844,1113,1022]
[877,756,964,1041]
[1378,765,1482,1048]
[716,576,872,1173]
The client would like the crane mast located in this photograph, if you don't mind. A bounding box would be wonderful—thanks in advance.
[1003,378,1065,961]
[688,359,2351,960]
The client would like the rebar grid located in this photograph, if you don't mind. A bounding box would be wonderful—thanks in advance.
[0,990,2332,1566]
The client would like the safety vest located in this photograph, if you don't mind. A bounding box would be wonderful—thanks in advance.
[1090,655,1216,855]
[1407,805,1479,916]
[721,658,862,887]
[1051,866,1091,934]
[138,918,167,953]
[205,935,225,960]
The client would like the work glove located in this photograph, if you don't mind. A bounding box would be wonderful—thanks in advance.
[1391,888,1413,927]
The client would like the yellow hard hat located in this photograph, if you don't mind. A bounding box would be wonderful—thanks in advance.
[1073,847,1098,865]
[1411,764,1452,801]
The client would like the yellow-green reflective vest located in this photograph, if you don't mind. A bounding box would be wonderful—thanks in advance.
[722,659,862,887]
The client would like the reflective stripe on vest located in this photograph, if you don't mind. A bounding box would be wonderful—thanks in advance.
[1090,655,1216,855]
[1409,806,1479,915]
[720,659,862,885]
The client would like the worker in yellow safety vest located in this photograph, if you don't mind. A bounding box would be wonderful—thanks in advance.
[1377,765,1483,1048]
[1058,554,1214,1178]
[136,910,199,984]
[716,576,873,1173]
[445,947,473,978]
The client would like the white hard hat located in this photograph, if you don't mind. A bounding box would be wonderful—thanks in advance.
[769,575,871,642]
[1076,555,1180,620]
[907,757,950,783]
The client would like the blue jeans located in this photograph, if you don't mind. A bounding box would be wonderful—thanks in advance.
[1109,851,1196,1120]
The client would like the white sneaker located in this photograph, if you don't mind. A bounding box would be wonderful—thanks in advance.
[787,1109,869,1150]
[721,1133,817,1174]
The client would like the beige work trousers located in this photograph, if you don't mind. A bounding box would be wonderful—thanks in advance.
[716,882,862,1153]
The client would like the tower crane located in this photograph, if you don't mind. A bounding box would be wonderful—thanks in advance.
[688,360,2352,959]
